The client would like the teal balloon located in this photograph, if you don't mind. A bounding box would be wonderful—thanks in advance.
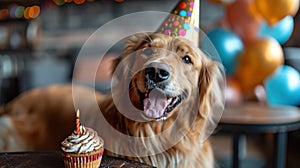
[258,16,294,44]
[201,28,243,75]
[265,65,300,106]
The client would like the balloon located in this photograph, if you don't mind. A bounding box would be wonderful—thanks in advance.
[265,65,300,106]
[234,38,284,93]
[258,16,294,44]
[202,28,243,75]
[225,77,243,105]
[226,0,262,42]
[253,0,300,25]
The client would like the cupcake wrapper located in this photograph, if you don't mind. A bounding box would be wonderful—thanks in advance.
[63,158,102,168]
[62,148,104,168]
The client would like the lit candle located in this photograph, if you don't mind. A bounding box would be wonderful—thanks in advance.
[76,109,81,135]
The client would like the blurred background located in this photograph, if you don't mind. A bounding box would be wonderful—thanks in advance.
[1,0,300,105]
[1,0,300,106]
[0,0,177,104]
[0,0,300,167]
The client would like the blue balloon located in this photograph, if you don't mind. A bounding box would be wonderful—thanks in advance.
[258,16,294,44]
[265,65,300,106]
[201,28,243,75]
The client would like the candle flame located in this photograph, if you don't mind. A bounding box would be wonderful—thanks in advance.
[76,109,80,119]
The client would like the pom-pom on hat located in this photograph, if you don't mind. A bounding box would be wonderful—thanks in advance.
[157,0,200,45]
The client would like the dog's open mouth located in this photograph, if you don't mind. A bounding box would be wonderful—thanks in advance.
[138,87,183,120]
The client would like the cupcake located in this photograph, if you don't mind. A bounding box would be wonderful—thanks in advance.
[61,110,104,168]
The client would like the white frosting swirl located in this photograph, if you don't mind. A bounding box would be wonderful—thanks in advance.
[61,126,104,154]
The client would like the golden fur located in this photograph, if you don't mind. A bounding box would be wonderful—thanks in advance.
[0,33,224,168]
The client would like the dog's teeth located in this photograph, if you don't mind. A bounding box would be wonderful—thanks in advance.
[156,116,167,121]
[168,98,172,103]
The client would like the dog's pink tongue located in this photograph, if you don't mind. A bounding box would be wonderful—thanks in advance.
[143,89,168,119]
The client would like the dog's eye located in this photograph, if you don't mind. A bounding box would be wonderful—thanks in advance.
[182,55,193,64]
[143,48,153,56]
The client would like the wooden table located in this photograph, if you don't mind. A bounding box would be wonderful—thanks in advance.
[0,151,155,168]
[219,103,300,168]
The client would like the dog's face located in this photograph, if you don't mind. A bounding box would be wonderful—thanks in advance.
[113,33,222,123]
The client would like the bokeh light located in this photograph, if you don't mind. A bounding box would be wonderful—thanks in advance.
[0,0,97,20]
[14,6,25,18]
[31,6,40,19]
[24,6,40,19]
[24,7,30,19]
[0,4,41,20]
[53,0,65,6]
[74,0,85,5]
[9,5,18,18]
[0,9,9,20]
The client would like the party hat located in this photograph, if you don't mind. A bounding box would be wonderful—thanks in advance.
[158,0,200,45]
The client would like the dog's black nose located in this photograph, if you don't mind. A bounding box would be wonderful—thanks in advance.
[145,63,170,83]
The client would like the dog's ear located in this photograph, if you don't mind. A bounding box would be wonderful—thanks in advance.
[112,33,150,73]
[123,33,149,54]
[198,61,223,101]
[198,59,225,142]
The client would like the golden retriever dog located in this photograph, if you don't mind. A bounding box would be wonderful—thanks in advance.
[0,33,224,168]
